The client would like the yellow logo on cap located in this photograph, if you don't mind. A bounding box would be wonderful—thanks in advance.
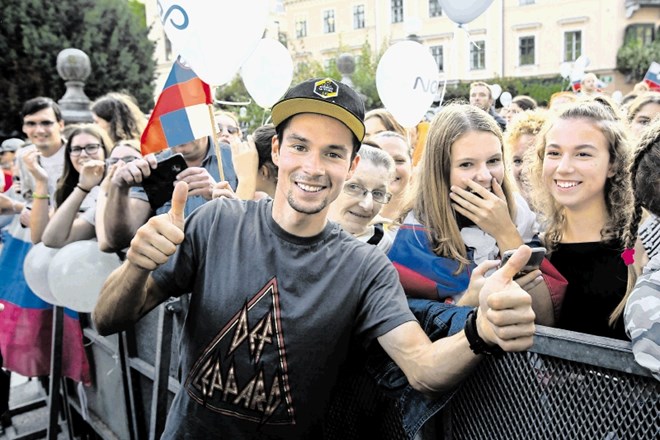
[313,78,339,99]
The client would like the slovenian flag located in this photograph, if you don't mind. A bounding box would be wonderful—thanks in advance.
[643,62,660,91]
[141,57,214,156]
[571,79,581,93]
[387,213,474,302]
[0,217,91,384]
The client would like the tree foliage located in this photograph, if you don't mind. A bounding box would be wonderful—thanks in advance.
[0,0,155,136]
[616,39,660,83]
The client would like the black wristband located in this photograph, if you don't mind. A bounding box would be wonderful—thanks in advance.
[464,308,504,356]
[76,184,91,193]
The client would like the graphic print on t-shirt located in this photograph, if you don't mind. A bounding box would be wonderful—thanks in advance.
[185,277,295,426]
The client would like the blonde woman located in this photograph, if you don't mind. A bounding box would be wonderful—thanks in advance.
[388,104,563,325]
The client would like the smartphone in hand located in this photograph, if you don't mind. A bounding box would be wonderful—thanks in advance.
[500,247,546,277]
[141,153,188,211]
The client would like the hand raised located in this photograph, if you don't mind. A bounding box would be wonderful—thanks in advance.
[23,150,48,183]
[126,181,189,270]
[79,159,106,190]
[476,245,536,352]
[176,167,216,200]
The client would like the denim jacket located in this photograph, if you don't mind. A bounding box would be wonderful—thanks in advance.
[364,299,472,439]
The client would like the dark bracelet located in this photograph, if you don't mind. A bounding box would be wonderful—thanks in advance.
[76,184,91,193]
[464,307,504,356]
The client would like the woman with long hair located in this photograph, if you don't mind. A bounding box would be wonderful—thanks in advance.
[91,92,146,143]
[623,118,660,378]
[26,124,112,245]
[388,104,561,325]
[528,100,636,339]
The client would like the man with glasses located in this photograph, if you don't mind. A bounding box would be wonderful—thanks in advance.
[15,97,66,224]
[101,135,238,252]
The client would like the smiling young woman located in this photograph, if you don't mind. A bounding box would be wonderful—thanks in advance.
[528,99,636,339]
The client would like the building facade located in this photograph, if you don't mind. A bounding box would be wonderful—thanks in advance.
[282,0,660,93]
[143,0,660,96]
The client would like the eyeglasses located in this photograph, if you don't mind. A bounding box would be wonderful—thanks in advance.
[343,182,392,204]
[70,143,102,156]
[217,124,239,135]
[23,120,56,128]
[105,156,138,166]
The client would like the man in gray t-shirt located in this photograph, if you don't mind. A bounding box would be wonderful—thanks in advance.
[94,78,537,439]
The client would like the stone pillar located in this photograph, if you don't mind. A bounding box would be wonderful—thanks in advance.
[56,48,93,124]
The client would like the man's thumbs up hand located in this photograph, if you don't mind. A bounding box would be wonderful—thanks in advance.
[168,181,188,230]
[126,182,189,271]
[475,245,536,352]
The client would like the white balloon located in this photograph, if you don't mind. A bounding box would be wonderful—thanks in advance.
[48,241,122,313]
[612,90,623,105]
[575,55,590,70]
[240,38,294,109]
[23,243,61,306]
[439,0,495,25]
[490,84,502,100]
[559,62,572,79]
[499,91,513,107]
[158,0,268,85]
[377,41,439,127]
[570,68,584,82]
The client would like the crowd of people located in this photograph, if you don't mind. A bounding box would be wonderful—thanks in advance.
[0,74,658,437]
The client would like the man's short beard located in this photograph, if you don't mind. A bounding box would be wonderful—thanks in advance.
[287,193,328,215]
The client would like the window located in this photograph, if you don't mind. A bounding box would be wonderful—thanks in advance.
[354,5,365,29]
[295,20,307,38]
[431,45,444,72]
[564,30,581,62]
[323,10,335,34]
[429,0,442,17]
[470,41,486,70]
[519,36,535,66]
[391,0,404,24]
[624,24,655,45]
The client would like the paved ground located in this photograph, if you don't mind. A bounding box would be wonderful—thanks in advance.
[1,373,68,440]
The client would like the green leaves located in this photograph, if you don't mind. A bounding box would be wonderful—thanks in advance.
[0,0,155,136]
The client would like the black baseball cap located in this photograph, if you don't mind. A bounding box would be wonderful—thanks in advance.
[271,78,365,142]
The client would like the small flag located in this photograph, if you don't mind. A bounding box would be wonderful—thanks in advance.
[141,57,213,156]
[571,79,581,93]
[643,61,660,91]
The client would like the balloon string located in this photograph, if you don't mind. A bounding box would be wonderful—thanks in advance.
[458,24,480,50]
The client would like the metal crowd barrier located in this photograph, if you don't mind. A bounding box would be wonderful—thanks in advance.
[443,326,659,440]
[65,307,658,440]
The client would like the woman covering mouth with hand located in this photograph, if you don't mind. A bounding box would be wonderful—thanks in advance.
[387,104,563,326]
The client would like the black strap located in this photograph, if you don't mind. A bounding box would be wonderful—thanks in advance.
[367,223,384,245]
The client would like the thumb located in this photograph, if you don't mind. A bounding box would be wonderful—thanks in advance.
[494,245,532,282]
[169,181,189,229]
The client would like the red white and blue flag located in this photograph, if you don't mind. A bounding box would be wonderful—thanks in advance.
[571,79,581,93]
[141,57,213,156]
[643,62,660,91]
[0,217,91,384]
[387,214,474,302]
